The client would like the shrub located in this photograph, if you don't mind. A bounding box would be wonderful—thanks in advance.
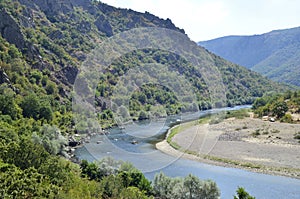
[252,129,260,137]
[280,113,293,123]
[294,132,300,140]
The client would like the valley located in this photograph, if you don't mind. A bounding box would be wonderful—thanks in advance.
[0,0,299,198]
[199,27,300,86]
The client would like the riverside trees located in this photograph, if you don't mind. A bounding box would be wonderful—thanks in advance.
[152,172,220,199]
[252,90,300,122]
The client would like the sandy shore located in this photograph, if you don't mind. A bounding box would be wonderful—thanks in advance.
[156,117,300,179]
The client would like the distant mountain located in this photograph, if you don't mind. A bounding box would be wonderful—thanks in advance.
[199,27,300,86]
[0,1,293,197]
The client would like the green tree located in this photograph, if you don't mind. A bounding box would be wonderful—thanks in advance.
[38,156,73,187]
[0,86,20,119]
[153,172,220,199]
[0,162,58,198]
[45,81,58,95]
[153,172,174,198]
[0,138,49,170]
[183,174,202,199]
[0,121,18,143]
[128,171,152,194]
[20,93,40,119]
[234,187,256,199]
[30,70,43,84]
[120,187,150,199]
[272,101,288,118]
[32,125,67,155]
[81,160,100,180]
[39,101,53,121]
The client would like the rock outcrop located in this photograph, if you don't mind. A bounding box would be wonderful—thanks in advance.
[0,8,26,50]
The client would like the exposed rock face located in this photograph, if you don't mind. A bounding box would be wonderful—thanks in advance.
[57,66,78,85]
[0,67,16,91]
[1,0,186,91]
[32,0,74,15]
[94,14,113,37]
[0,8,26,50]
[0,67,11,85]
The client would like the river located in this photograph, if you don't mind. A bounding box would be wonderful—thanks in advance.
[75,106,300,199]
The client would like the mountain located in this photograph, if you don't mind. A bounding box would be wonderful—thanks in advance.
[199,27,300,86]
[0,0,288,127]
[0,0,293,197]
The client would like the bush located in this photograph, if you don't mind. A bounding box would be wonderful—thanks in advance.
[45,81,58,95]
[234,187,256,199]
[20,93,40,119]
[280,113,293,123]
[153,172,220,199]
[294,132,300,140]
[252,129,260,137]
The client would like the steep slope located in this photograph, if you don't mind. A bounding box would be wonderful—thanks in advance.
[0,0,288,124]
[199,27,300,86]
[0,1,293,197]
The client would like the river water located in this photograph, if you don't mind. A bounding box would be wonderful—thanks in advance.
[75,106,300,199]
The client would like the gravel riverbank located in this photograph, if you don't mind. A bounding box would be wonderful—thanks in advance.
[156,117,300,179]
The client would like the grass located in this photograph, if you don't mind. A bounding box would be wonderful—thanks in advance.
[203,155,262,169]
[209,109,250,125]
[166,120,196,150]
[225,109,250,119]
[169,141,181,150]
[198,154,300,178]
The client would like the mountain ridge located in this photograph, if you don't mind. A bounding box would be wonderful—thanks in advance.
[0,0,289,124]
[199,26,300,86]
[0,1,293,196]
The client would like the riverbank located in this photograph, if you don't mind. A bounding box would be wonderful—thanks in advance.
[156,116,300,179]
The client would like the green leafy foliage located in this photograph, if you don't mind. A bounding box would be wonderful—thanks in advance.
[80,158,152,198]
[32,125,67,155]
[152,172,220,199]
[0,161,59,198]
[234,187,256,199]
[0,0,293,198]
[252,90,300,122]
[0,86,21,119]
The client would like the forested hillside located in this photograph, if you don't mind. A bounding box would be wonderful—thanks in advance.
[199,27,300,86]
[0,0,287,124]
[0,0,288,197]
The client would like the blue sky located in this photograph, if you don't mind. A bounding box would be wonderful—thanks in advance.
[101,0,300,42]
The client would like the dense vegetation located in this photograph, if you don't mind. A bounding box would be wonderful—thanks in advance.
[0,0,287,198]
[0,0,288,126]
[252,90,300,123]
[199,27,300,86]
[80,158,221,199]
